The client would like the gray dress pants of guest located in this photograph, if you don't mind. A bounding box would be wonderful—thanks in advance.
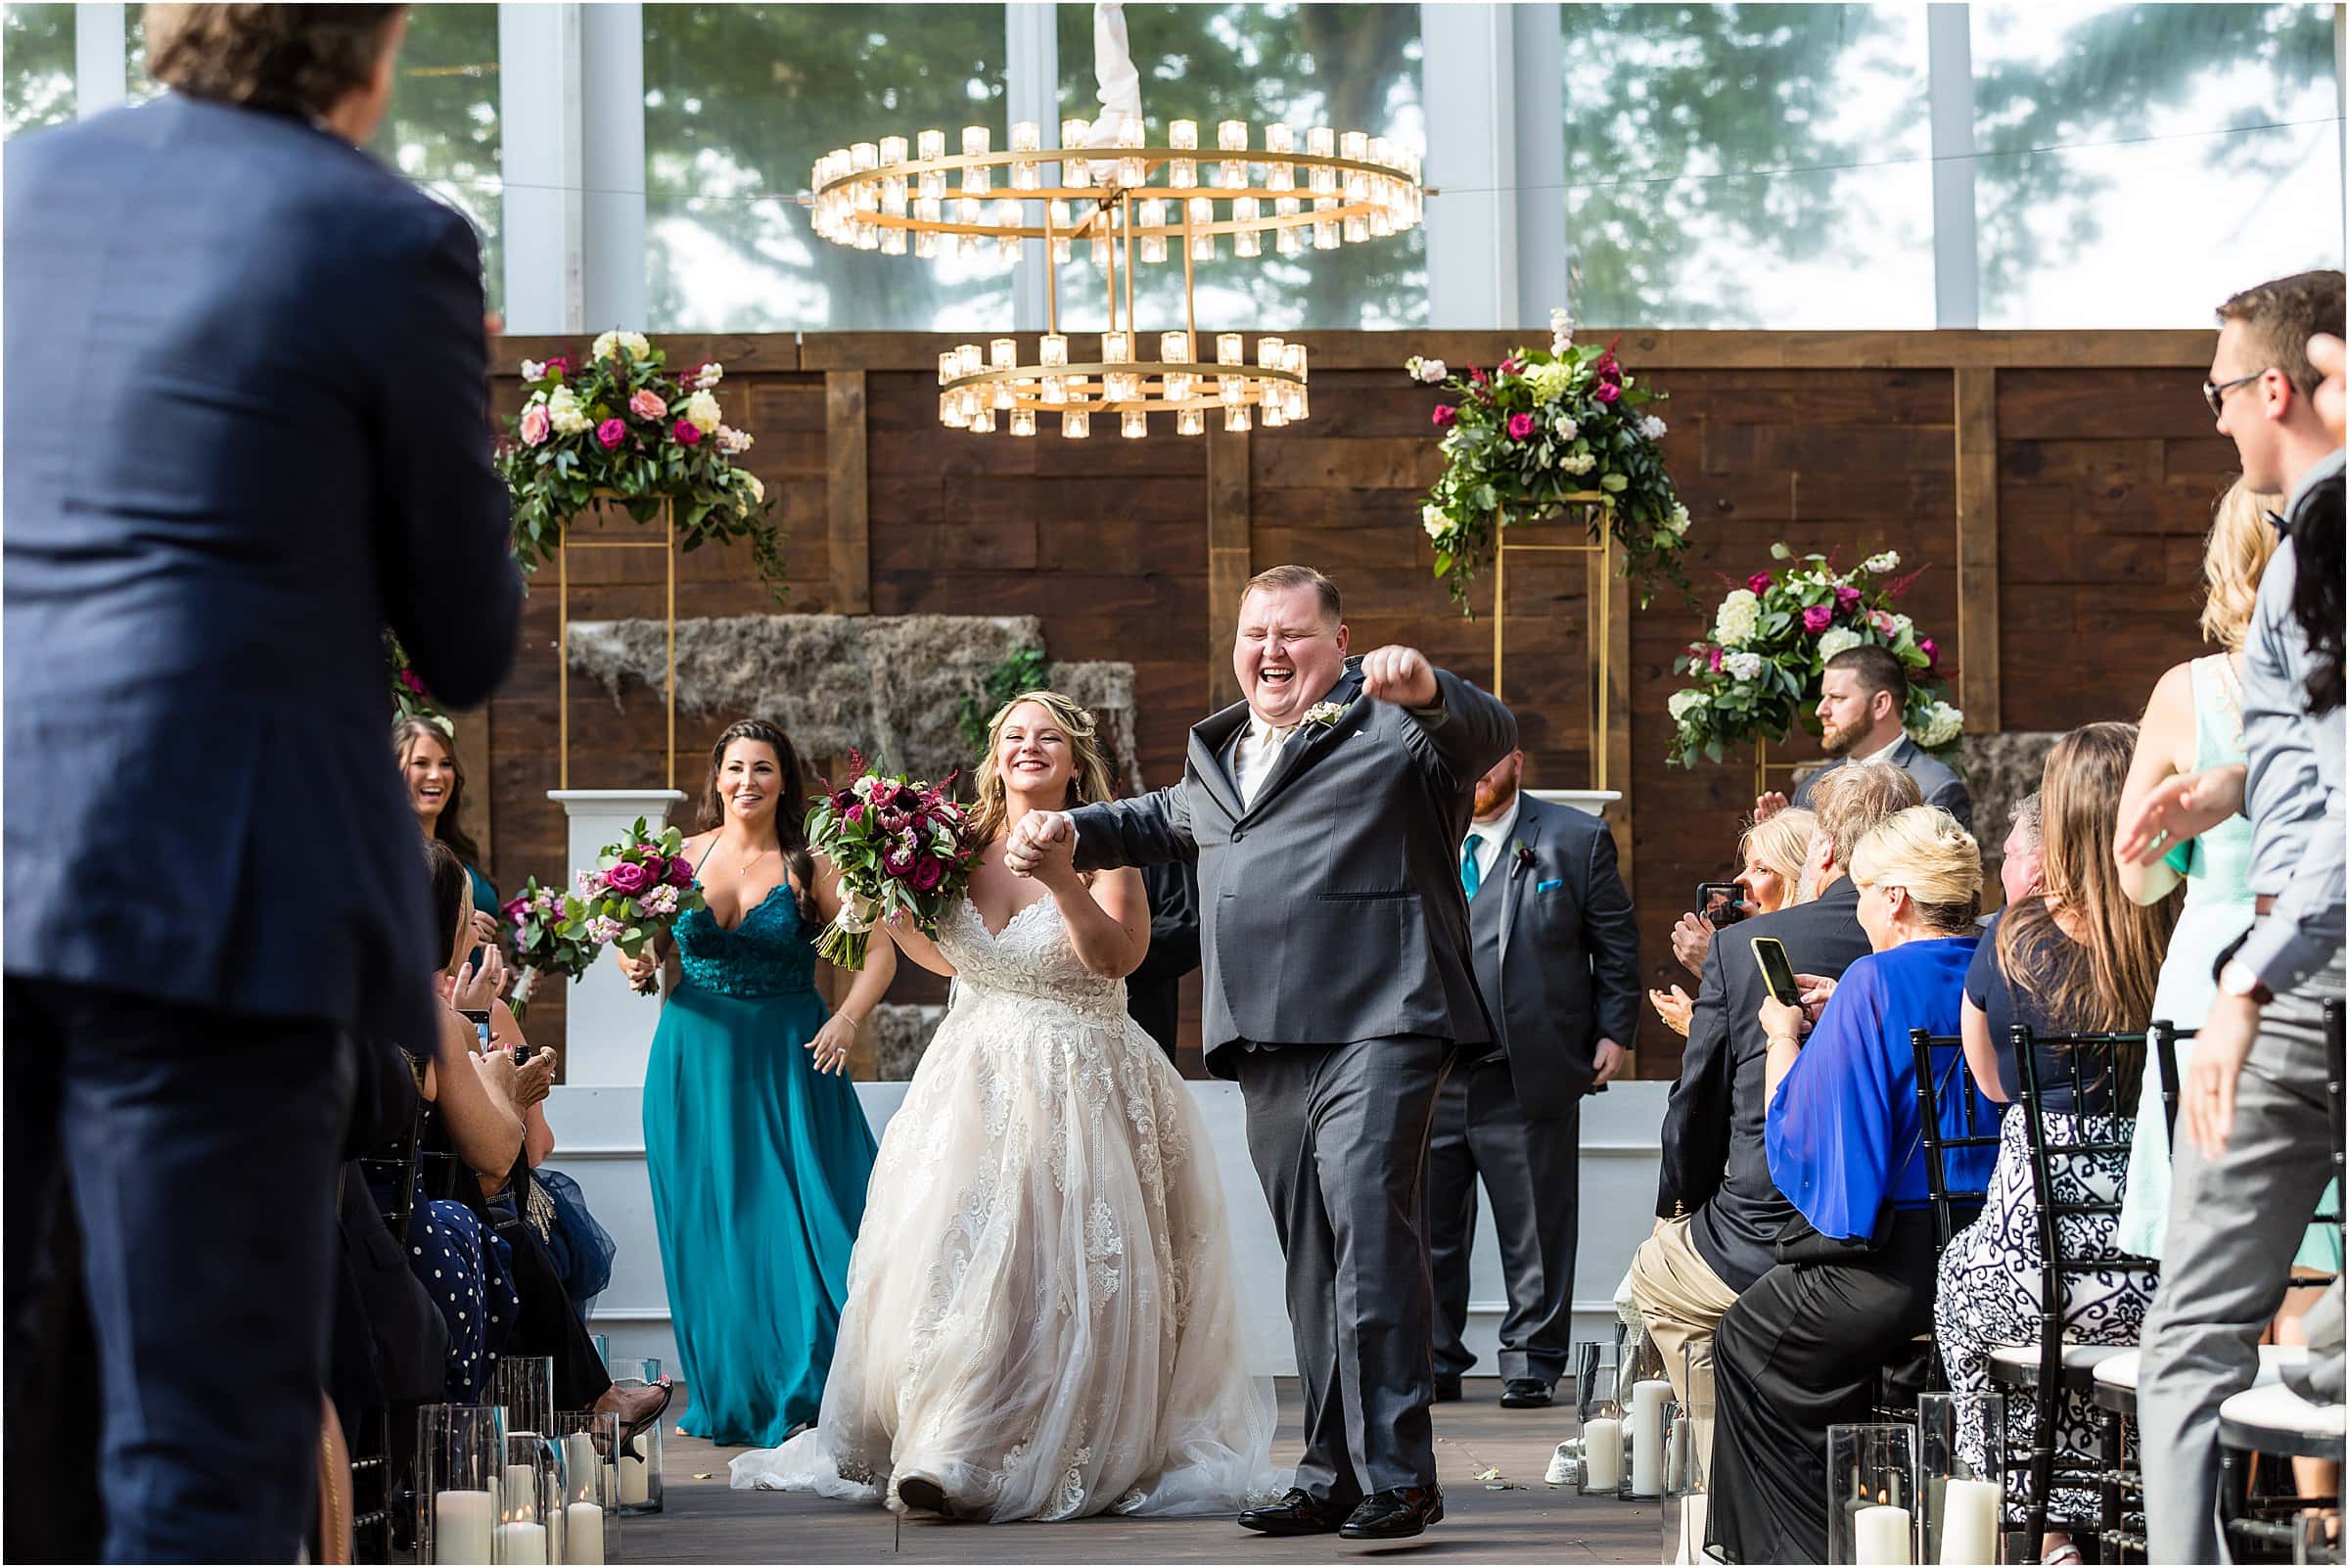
[1235,1036,1448,1502]
[2139,951,2345,1564]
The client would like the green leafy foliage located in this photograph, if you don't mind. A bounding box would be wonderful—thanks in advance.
[956,645,1052,758]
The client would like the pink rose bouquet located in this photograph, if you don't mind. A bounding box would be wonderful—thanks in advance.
[503,877,596,1016]
[803,754,983,970]
[572,818,709,992]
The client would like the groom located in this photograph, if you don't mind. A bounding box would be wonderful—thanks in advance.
[1007,565,1516,1540]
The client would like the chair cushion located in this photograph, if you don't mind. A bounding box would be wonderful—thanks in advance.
[1990,1343,2135,1375]
[2093,1344,2302,1393]
[2219,1378,2346,1440]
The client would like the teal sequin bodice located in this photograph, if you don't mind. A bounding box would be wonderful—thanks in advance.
[674,886,817,998]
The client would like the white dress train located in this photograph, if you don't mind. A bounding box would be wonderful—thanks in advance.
[729,895,1289,1520]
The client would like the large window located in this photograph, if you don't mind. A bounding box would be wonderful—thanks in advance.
[644,4,1011,333]
[3,3,76,139]
[1560,4,1936,329]
[1968,2,2340,327]
[366,3,504,316]
[1051,1,1427,332]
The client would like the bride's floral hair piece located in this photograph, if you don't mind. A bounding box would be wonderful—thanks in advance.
[969,688,1117,844]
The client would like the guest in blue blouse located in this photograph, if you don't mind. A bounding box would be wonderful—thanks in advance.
[1707,807,1997,1565]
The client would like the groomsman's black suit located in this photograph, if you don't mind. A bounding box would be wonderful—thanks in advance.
[1126,859,1200,1059]
[1426,793,1638,1393]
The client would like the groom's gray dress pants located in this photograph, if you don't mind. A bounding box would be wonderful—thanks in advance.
[2139,951,2344,1564]
[1234,1035,1448,1501]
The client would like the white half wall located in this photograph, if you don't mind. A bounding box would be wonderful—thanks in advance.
[560,1077,1665,1380]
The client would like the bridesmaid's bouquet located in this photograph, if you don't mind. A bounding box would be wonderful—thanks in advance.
[573,818,708,993]
[805,756,982,970]
[502,877,595,1016]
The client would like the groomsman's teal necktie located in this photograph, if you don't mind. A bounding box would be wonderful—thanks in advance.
[1460,833,1483,898]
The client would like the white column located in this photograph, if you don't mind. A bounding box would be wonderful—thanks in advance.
[1417,3,1516,330]
[548,789,686,1085]
[75,3,127,119]
[1005,2,1059,331]
[1925,4,1981,329]
[498,2,586,334]
[581,3,647,332]
[1510,1,1566,328]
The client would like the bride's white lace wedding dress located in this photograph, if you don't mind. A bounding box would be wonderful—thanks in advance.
[729,894,1287,1520]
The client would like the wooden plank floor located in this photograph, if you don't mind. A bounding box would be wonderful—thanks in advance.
[621,1379,1664,1564]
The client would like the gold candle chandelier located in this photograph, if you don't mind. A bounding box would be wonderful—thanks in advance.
[808,114,1424,437]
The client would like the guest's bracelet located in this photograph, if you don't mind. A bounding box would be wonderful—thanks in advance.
[1767,1033,1802,1053]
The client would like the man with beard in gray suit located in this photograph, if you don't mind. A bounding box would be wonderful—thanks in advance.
[1006,565,1515,1541]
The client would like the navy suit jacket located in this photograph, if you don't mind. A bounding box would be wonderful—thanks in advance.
[3,94,521,1054]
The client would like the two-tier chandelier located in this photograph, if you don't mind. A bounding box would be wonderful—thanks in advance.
[807,113,1424,438]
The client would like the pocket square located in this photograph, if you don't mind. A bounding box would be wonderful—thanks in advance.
[1537,878,1564,893]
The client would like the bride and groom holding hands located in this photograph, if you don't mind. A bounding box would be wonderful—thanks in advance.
[733,563,1516,1540]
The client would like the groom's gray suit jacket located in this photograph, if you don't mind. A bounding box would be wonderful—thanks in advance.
[1069,658,1518,1075]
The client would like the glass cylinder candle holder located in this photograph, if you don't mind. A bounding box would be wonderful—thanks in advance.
[1062,408,1089,439]
[1121,409,1147,439]
[1572,1340,1627,1495]
[491,1356,555,1444]
[1061,116,1092,186]
[549,1411,620,1565]
[1918,1392,2005,1566]
[610,1359,665,1514]
[1009,407,1036,438]
[496,1432,555,1564]
[1176,407,1205,436]
[419,1404,506,1565]
[1828,1423,1918,1566]
[1663,1399,1711,1565]
[1623,1368,1676,1500]
[1223,404,1251,433]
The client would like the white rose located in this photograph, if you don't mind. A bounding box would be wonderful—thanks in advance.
[1666,501,1691,536]
[1417,357,1448,385]
[546,385,590,436]
[1713,588,1762,648]
[1639,414,1669,440]
[1668,688,1706,721]
[1865,550,1901,574]
[1910,700,1964,750]
[520,358,545,381]
[1422,503,1449,540]
[685,390,722,435]
[592,329,651,362]
[1725,651,1764,682]
[1560,451,1596,477]
[1818,627,1865,661]
[1552,415,1580,441]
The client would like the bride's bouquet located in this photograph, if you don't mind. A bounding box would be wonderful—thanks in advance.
[805,755,982,970]
[574,818,708,993]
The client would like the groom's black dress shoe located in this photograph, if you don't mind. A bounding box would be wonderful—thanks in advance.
[1238,1488,1356,1535]
[1339,1487,1445,1540]
[1499,1377,1553,1408]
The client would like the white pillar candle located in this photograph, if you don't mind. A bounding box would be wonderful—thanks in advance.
[617,1451,650,1506]
[1583,1416,1624,1491]
[1937,1478,2001,1565]
[502,1463,537,1519]
[1857,1502,1914,1565]
[494,1519,548,1564]
[1631,1379,1673,1495]
[1676,1495,1710,1565]
[434,1490,494,1565]
[563,1500,606,1565]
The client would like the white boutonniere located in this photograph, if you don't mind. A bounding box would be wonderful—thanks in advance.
[1302,699,1351,729]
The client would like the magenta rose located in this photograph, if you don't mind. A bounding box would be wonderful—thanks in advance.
[542,356,572,379]
[603,858,654,897]
[1802,605,1834,634]
[1746,572,1773,595]
[1431,404,1457,428]
[1833,585,1864,614]
[596,418,626,449]
[1507,412,1536,440]
[1708,646,1725,673]
[628,389,666,421]
[502,897,530,924]
[844,803,865,824]
[1593,382,1622,403]
[520,404,552,445]
[399,668,426,695]
[672,418,702,446]
[663,854,694,889]
[908,855,944,893]
[1918,636,1940,667]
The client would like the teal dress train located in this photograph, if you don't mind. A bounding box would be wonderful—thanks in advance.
[642,880,877,1447]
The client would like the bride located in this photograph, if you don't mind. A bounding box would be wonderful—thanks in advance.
[730,690,1285,1521]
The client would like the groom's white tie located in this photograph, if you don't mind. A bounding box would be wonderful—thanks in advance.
[1238,716,1298,807]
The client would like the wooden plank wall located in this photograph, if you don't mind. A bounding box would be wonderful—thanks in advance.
[476,331,2225,1078]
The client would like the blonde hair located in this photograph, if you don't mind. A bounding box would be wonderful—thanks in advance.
[1850,806,1983,932]
[1738,807,1817,907]
[1808,761,1924,869]
[968,689,1118,846]
[2198,478,2283,652]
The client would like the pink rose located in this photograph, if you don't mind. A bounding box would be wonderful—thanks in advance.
[629,389,666,421]
[672,419,702,446]
[1803,605,1834,634]
[1592,382,1622,403]
[520,404,552,445]
[502,897,530,924]
[844,803,865,824]
[1869,610,1898,635]
[663,854,695,889]
[1746,572,1773,595]
[604,858,654,897]
[1918,636,1940,667]
[1507,412,1536,440]
[908,855,944,893]
[596,418,626,448]
[1833,585,1864,614]
[542,356,572,379]
[1432,404,1458,428]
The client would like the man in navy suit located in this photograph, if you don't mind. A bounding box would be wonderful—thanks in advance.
[3,7,520,1556]
[1425,751,1639,1408]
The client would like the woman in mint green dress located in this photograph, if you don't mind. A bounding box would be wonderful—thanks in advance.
[619,718,897,1446]
[2116,483,2340,1273]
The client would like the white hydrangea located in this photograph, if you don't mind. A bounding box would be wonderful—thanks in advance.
[1550,307,1575,353]
[520,358,546,381]
[1668,688,1707,721]
[591,329,652,362]
[1864,550,1901,574]
[1526,360,1578,403]
[1818,626,1865,661]
[684,390,722,434]
[1911,700,1964,750]
[1724,651,1765,682]
[1552,414,1580,442]
[546,384,590,436]
[1422,504,1449,540]
[1559,450,1597,476]
[1638,414,1669,440]
[1713,588,1762,648]
[716,425,755,455]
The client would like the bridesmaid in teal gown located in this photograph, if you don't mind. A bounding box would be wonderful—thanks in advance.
[621,718,896,1447]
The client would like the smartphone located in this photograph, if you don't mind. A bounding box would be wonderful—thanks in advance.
[1698,881,1747,929]
[458,1008,492,1050]
[1750,936,1803,1007]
